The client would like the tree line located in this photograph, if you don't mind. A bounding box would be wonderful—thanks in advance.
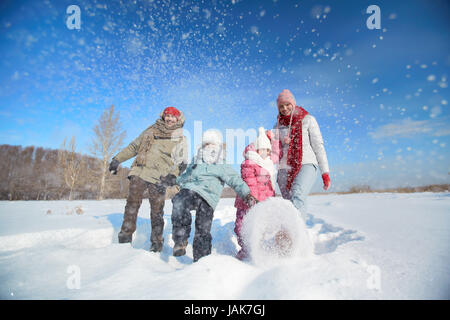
[0,105,130,200]
[0,143,131,200]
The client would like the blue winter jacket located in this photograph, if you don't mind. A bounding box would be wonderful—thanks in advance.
[176,161,251,210]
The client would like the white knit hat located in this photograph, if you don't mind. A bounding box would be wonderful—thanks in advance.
[254,127,272,151]
[202,129,223,146]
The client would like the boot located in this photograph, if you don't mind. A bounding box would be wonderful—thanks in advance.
[118,232,132,244]
[150,225,164,253]
[236,248,249,261]
[173,240,188,257]
[148,183,166,253]
[150,241,163,252]
[150,218,164,251]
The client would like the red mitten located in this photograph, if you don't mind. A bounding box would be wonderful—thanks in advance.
[322,173,331,191]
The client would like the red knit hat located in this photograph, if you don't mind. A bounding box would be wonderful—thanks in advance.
[163,106,181,119]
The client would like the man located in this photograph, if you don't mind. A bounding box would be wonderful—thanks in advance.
[109,107,188,252]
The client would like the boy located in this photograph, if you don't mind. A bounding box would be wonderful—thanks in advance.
[170,130,256,262]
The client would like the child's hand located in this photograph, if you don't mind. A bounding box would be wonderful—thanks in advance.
[283,136,291,144]
[244,194,258,207]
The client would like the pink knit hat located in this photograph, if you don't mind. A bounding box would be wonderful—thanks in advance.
[277,89,296,108]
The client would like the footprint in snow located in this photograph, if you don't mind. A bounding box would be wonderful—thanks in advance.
[306,214,365,255]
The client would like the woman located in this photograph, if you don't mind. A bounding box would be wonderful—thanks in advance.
[273,89,331,221]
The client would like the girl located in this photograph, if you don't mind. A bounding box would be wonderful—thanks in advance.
[234,127,280,260]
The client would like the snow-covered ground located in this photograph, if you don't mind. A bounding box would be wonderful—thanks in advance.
[0,192,449,300]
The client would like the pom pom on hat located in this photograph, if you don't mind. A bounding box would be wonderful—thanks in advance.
[254,127,272,151]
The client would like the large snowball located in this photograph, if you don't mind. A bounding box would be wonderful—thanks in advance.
[240,197,314,265]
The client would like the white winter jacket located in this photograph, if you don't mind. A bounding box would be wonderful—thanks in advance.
[273,114,329,174]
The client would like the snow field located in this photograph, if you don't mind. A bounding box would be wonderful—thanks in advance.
[0,193,449,299]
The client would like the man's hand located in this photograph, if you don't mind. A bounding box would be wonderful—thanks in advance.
[109,159,120,175]
[160,174,177,187]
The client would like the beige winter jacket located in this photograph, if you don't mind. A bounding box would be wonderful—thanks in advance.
[113,112,188,184]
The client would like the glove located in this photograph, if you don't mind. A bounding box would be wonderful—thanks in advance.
[160,174,177,187]
[178,162,187,174]
[109,159,120,175]
[322,173,331,191]
[266,130,273,141]
[244,194,258,207]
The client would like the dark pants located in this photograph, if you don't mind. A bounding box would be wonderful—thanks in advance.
[171,188,214,262]
[119,175,166,245]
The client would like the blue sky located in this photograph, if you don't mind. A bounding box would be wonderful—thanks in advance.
[0,0,449,192]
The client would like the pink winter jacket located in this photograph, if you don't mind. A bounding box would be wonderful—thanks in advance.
[234,137,280,210]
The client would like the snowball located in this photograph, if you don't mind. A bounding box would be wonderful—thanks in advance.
[240,198,314,266]
[250,26,259,35]
[389,13,397,20]
[430,106,441,118]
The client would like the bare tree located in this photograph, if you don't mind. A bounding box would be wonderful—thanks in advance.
[90,105,126,200]
[4,145,21,200]
[59,136,84,201]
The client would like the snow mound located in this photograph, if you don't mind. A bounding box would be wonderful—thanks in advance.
[240,197,314,266]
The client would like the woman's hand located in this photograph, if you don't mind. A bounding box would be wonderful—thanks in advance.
[322,173,331,191]
[283,136,291,144]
